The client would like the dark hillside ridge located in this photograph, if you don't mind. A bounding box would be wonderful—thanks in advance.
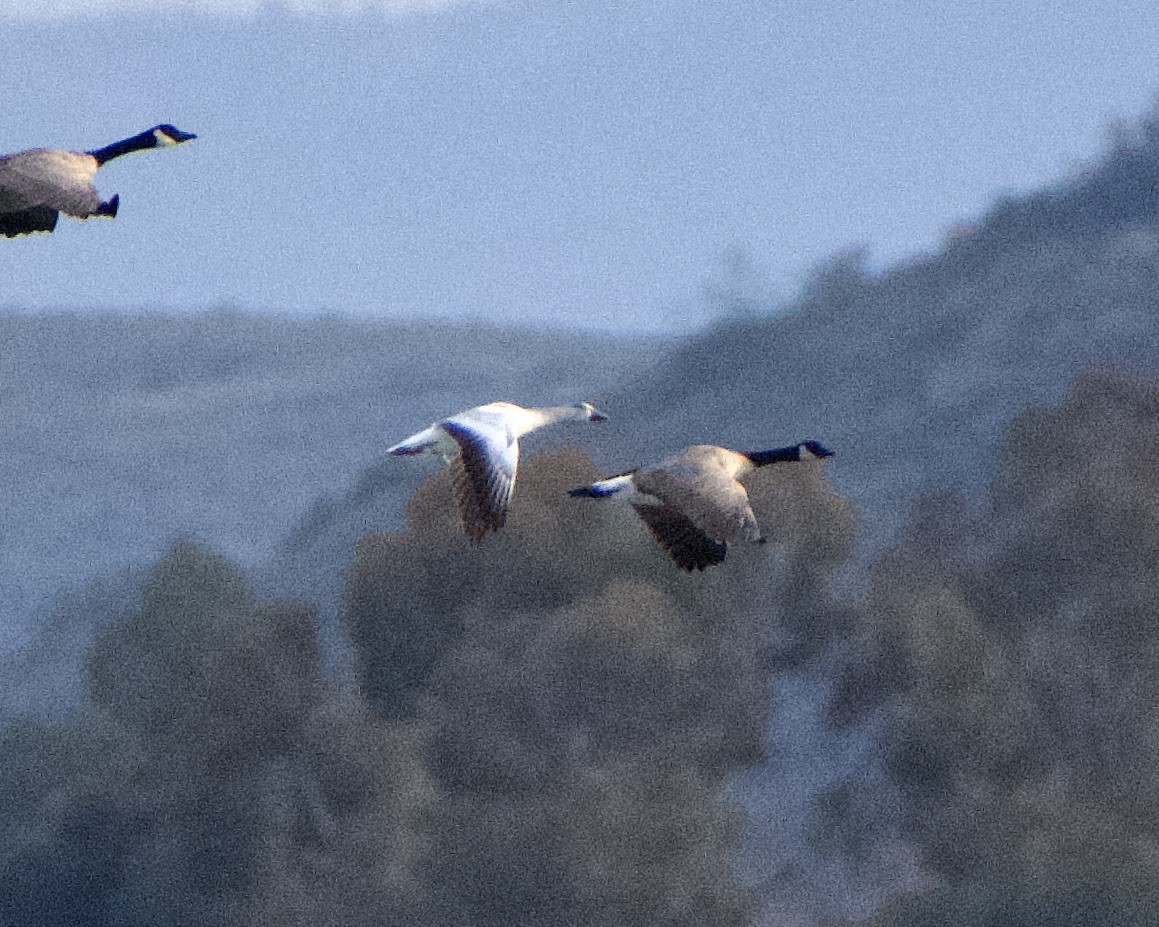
[598,116,1159,552]
[954,118,1159,261]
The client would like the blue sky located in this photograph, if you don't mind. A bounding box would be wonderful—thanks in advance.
[3,0,1159,332]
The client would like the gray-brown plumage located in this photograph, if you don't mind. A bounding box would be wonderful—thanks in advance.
[444,420,516,544]
[569,440,834,571]
[631,501,729,571]
[0,124,196,238]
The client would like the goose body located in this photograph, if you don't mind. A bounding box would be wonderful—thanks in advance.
[0,124,196,237]
[570,440,834,571]
[388,400,608,543]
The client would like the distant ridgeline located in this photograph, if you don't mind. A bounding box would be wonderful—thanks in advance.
[597,112,1159,553]
[957,115,1159,255]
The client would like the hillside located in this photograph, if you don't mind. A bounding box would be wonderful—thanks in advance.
[600,136,1159,552]
[256,115,1159,927]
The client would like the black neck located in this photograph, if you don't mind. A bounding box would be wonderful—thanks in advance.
[745,445,799,466]
[87,130,156,166]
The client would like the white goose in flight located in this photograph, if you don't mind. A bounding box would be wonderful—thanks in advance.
[0,123,197,237]
[388,400,609,543]
[569,440,834,571]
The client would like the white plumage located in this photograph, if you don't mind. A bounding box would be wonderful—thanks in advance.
[388,400,608,543]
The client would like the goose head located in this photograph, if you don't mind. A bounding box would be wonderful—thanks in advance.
[576,401,609,423]
[152,124,198,147]
[798,440,835,461]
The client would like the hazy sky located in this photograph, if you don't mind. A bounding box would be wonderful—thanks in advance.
[3,0,1159,332]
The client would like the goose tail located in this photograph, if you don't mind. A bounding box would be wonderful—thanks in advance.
[387,425,441,456]
[569,472,637,500]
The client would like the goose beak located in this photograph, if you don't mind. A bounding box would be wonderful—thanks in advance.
[585,403,609,422]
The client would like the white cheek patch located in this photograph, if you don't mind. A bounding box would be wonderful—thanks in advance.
[154,130,179,147]
[798,445,815,461]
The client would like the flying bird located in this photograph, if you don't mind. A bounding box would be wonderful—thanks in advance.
[0,124,197,238]
[569,440,834,571]
[388,401,609,543]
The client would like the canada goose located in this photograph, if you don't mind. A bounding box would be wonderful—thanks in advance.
[569,440,834,571]
[388,401,609,543]
[0,124,197,237]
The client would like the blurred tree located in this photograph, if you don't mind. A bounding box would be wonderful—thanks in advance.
[348,445,853,927]
[4,540,431,927]
[828,372,1159,926]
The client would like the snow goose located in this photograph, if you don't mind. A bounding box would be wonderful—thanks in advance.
[569,440,834,571]
[388,401,609,543]
[0,124,197,237]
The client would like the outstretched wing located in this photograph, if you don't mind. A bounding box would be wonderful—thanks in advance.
[0,205,59,237]
[442,419,518,544]
[636,465,760,545]
[631,502,729,571]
